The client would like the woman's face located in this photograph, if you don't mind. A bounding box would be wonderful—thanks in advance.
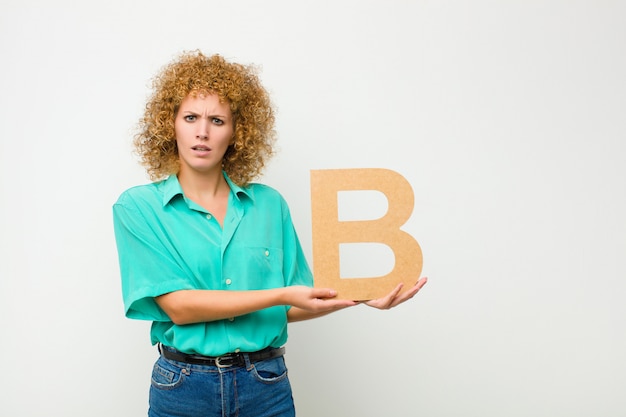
[174,92,234,177]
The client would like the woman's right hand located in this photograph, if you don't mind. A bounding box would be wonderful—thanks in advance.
[284,286,357,322]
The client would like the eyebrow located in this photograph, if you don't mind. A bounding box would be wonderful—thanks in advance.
[180,111,230,119]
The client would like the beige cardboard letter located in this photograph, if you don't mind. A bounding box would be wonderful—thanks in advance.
[310,168,423,300]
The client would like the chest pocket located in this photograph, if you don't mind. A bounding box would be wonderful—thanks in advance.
[226,246,284,289]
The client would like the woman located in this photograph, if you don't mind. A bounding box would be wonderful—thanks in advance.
[113,50,427,417]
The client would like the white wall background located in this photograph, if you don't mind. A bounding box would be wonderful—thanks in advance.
[1,1,625,416]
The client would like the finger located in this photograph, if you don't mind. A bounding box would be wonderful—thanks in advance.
[364,277,428,309]
[389,287,419,307]
[312,298,357,313]
[383,283,405,304]
[323,299,358,308]
[396,278,425,298]
[393,278,426,303]
[415,277,428,290]
[367,292,397,309]
[311,288,338,299]
[383,282,404,301]
[388,277,428,307]
[366,283,404,309]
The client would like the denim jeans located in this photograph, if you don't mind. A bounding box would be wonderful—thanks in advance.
[148,347,295,417]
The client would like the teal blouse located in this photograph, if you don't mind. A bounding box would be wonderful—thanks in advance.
[113,173,313,356]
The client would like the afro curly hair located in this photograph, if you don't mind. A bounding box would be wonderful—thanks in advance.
[134,50,276,186]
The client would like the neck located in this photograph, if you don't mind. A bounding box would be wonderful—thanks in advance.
[177,168,229,200]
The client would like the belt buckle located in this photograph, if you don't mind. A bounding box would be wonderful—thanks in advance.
[215,354,235,368]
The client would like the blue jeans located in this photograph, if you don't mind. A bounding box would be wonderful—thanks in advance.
[148,347,295,417]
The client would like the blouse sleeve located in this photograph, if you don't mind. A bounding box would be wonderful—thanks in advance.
[112,194,194,321]
[280,196,314,288]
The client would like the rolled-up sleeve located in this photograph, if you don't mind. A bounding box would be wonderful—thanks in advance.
[113,194,193,321]
[280,197,314,288]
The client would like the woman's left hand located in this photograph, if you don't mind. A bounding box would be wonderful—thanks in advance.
[364,277,428,310]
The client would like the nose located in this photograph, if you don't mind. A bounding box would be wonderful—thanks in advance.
[196,119,210,140]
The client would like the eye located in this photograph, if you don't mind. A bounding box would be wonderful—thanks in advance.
[184,115,197,122]
[212,118,224,125]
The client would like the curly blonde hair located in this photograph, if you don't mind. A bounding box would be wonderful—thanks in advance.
[134,51,276,186]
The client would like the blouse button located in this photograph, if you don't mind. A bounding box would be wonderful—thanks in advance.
[225,278,232,285]
[264,250,270,256]
[206,214,212,220]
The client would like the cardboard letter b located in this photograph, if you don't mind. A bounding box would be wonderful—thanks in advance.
[310,168,423,300]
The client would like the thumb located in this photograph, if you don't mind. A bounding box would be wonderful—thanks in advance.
[312,288,338,299]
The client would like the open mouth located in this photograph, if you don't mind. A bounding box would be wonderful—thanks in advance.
[192,145,211,151]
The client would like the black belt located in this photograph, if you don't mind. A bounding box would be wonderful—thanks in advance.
[160,345,285,368]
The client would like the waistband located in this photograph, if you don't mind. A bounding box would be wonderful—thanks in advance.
[159,344,285,368]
